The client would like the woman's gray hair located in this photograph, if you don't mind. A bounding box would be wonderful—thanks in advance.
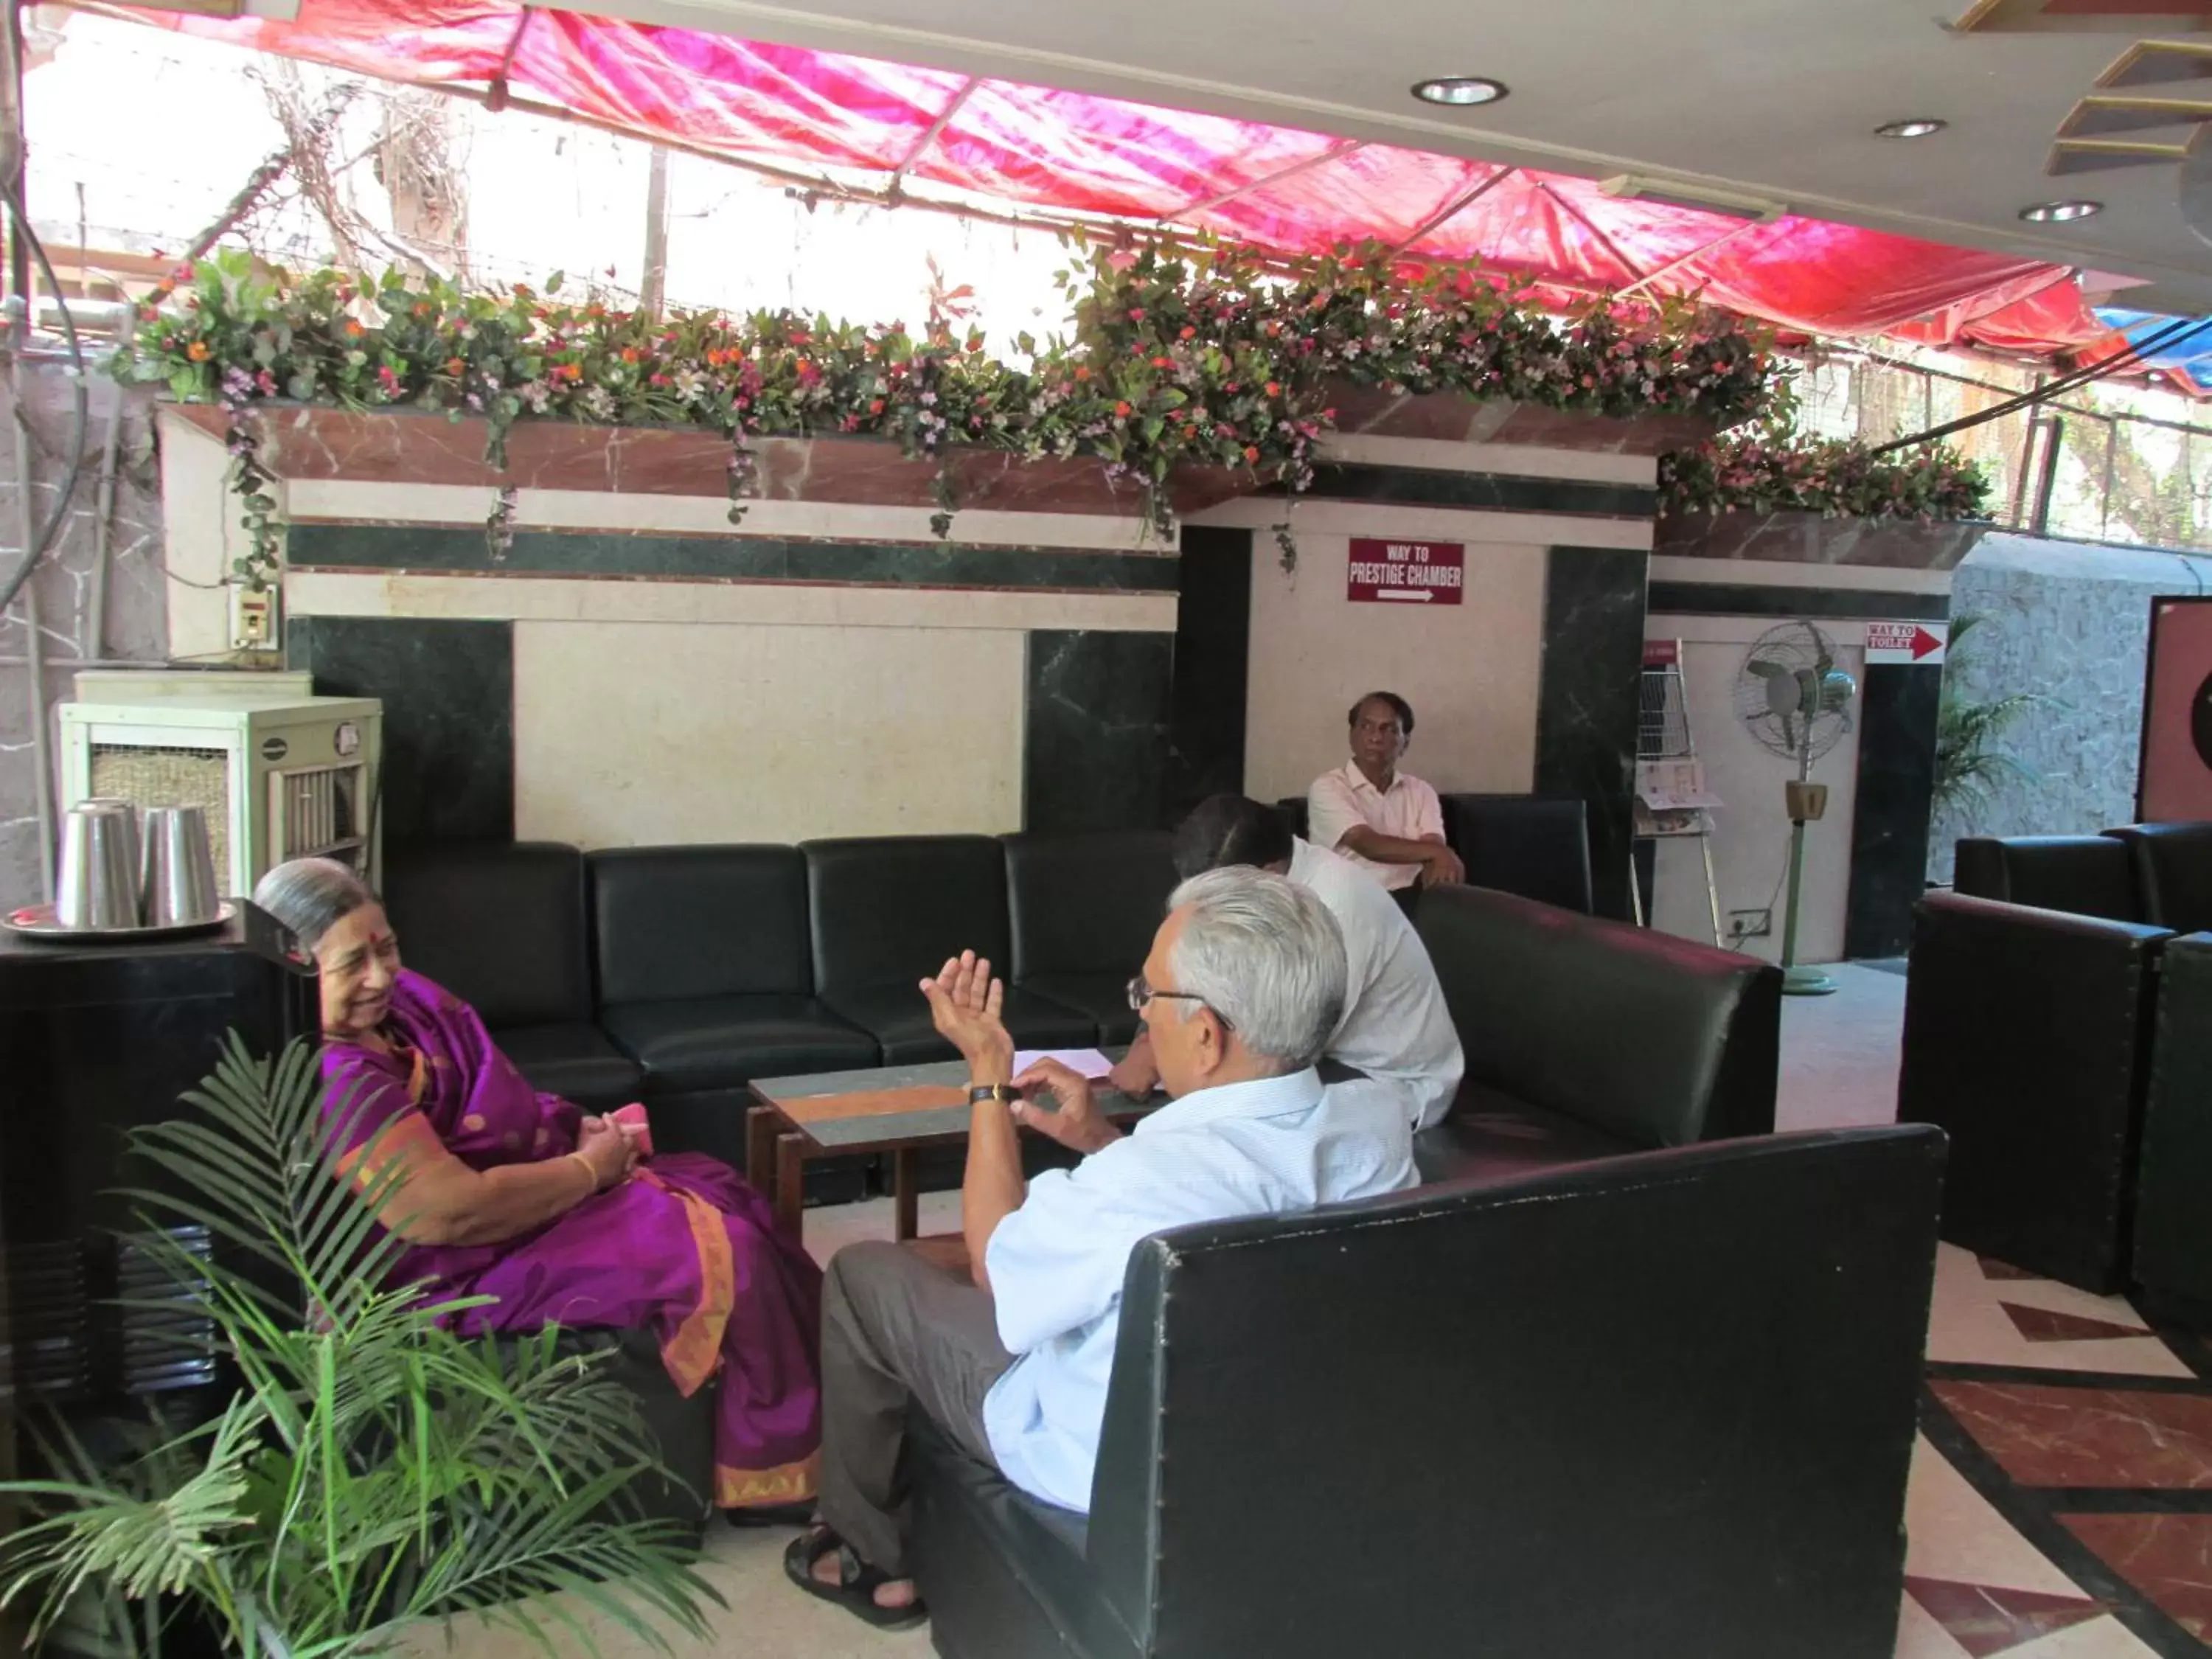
[1164,867,1346,1072]
[251,857,379,953]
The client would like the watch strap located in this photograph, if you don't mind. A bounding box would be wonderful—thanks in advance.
[969,1083,1018,1106]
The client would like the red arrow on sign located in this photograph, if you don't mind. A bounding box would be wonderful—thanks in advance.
[1910,626,1943,661]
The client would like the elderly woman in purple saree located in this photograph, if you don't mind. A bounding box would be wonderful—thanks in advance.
[255,857,821,1513]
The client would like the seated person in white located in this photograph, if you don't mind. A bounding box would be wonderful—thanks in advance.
[1307,690,1465,894]
[1110,794,1464,1130]
[785,868,1417,1630]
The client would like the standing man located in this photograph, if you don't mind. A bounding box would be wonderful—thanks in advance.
[1308,691,1465,894]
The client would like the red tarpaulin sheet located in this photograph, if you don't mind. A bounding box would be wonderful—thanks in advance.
[97,0,2124,357]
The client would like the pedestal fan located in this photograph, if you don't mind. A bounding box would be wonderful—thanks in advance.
[1734,622,1858,997]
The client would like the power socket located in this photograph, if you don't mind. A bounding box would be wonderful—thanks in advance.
[229,585,276,653]
[1728,908,1773,941]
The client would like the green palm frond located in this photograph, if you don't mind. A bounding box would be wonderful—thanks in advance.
[0,1036,721,1658]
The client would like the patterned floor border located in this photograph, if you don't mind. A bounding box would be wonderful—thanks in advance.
[1918,1322,2212,1658]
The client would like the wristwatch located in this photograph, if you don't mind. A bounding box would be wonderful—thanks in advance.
[969,1083,1018,1106]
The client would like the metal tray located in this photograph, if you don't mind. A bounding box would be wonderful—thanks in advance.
[2,900,237,944]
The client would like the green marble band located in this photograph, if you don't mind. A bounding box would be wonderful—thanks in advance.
[286,524,1180,594]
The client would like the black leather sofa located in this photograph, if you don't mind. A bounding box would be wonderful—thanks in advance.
[2127,931,2212,1324]
[591,845,877,1177]
[1952,821,2212,931]
[382,841,645,1110]
[1003,832,1177,1046]
[1899,889,2171,1293]
[1411,884,1781,1183]
[1440,792,1593,914]
[1952,833,2143,922]
[380,833,1180,1199]
[911,1124,1945,1659]
[804,836,1098,1065]
[381,836,1784,1210]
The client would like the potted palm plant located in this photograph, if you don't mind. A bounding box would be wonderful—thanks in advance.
[0,1036,720,1658]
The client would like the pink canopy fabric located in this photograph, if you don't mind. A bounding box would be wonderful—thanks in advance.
[99,0,2131,360]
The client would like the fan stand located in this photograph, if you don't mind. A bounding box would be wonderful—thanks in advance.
[1778,744,1837,998]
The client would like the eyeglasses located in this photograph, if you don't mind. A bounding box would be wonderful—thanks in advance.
[1125,975,1233,1031]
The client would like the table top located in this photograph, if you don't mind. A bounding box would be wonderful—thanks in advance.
[751,1055,1158,1150]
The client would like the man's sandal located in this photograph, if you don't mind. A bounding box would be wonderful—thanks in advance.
[782,1526,929,1630]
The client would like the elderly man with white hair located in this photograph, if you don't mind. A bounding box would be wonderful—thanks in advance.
[785,867,1419,1629]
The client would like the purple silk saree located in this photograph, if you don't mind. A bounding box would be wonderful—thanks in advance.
[321,968,821,1508]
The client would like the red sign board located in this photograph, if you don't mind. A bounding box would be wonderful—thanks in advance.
[1347,538,1464,606]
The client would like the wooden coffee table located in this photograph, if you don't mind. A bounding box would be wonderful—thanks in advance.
[746,1056,1157,1243]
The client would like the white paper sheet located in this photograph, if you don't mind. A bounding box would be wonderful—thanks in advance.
[1012,1048,1115,1079]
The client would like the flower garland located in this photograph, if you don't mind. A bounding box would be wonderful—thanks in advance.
[116,240,1790,590]
[1656,428,1992,521]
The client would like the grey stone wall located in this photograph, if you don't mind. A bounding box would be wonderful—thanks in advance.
[1929,532,2211,882]
[0,365,167,910]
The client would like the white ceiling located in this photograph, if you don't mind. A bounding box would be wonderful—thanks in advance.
[560,0,2212,316]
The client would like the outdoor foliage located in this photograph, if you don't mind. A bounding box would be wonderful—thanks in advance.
[1658,427,1992,521]
[114,237,1783,585]
[0,1035,720,1659]
[1933,613,2054,821]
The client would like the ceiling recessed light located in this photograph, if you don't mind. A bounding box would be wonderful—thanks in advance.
[2020,199,2102,223]
[1876,119,1947,139]
[1412,77,1508,108]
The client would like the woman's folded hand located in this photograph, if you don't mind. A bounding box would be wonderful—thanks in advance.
[574,1117,639,1192]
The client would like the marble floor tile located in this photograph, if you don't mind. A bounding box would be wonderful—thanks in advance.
[1925,1245,2194,1379]
[1932,1380,2212,1490]
[1905,1434,2096,1594]
[2060,1514,2212,1644]
[1776,961,1908,1133]
[1904,1579,2110,1657]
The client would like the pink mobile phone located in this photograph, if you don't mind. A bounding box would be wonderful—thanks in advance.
[609,1102,654,1158]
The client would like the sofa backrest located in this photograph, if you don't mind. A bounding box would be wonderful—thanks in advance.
[380,841,591,1028]
[804,835,1011,995]
[1001,830,1176,983]
[589,845,813,1004]
[1440,793,1594,914]
[1088,1125,1945,1659]
[1415,884,1778,1146]
[1953,834,2140,922]
[2106,822,2212,934]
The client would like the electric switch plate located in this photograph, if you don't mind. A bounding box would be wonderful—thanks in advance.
[229,585,277,652]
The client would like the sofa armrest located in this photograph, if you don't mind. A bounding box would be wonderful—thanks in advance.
[1900,890,2169,1291]
[2135,933,2212,1314]
[1416,886,1779,1147]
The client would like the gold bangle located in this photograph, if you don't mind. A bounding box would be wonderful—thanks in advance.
[565,1150,598,1193]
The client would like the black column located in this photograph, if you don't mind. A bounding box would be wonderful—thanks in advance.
[1164,525,1253,820]
[1536,546,1650,921]
[1844,663,1942,959]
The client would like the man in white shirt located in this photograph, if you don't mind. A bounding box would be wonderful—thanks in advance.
[1108,794,1464,1130]
[786,869,1416,1629]
[1307,691,1466,894]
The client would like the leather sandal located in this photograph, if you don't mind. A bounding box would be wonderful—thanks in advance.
[782,1526,929,1630]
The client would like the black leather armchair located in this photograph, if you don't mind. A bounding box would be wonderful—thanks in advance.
[1412,884,1779,1183]
[912,1124,1944,1659]
[2106,821,2212,933]
[1899,890,2171,1293]
[1441,793,1595,914]
[381,842,643,1110]
[803,836,1096,1062]
[2130,932,2212,1325]
[1003,831,1178,1045]
[1952,834,2143,921]
[591,845,877,1178]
